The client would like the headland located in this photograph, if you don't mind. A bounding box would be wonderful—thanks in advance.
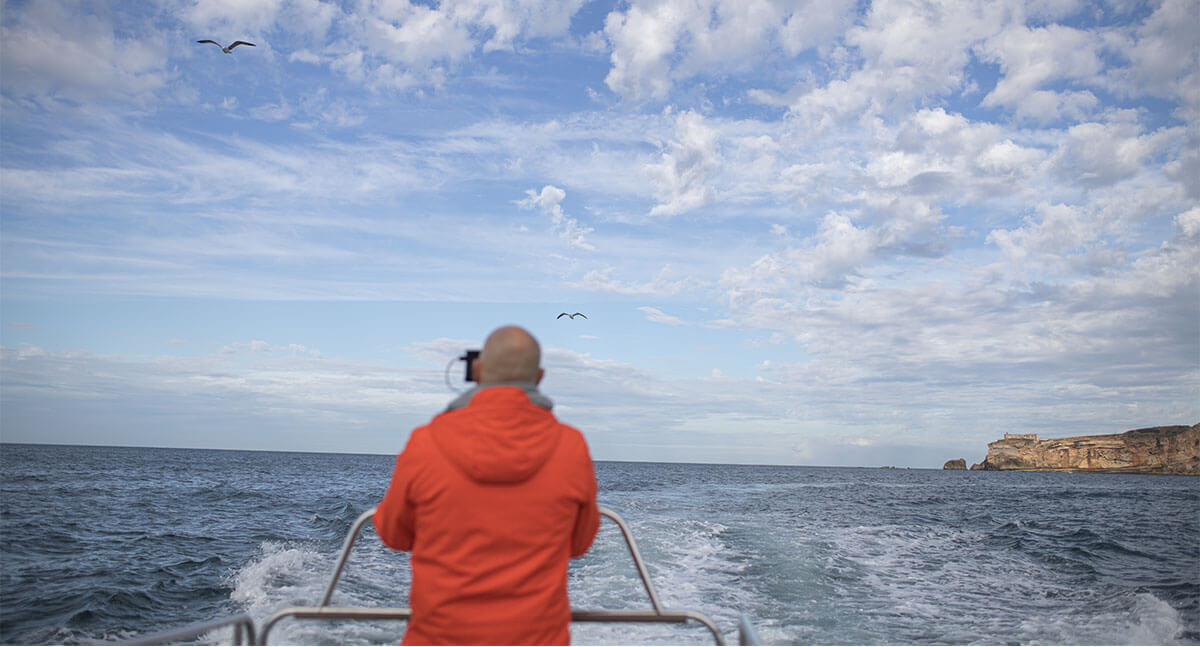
[965,424,1199,475]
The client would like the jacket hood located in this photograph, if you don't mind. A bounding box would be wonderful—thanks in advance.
[431,385,561,484]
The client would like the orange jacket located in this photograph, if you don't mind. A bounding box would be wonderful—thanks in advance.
[374,385,600,645]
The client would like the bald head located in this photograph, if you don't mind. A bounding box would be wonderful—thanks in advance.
[477,326,543,384]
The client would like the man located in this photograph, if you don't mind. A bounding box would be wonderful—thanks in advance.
[374,325,601,645]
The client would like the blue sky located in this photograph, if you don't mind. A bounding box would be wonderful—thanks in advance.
[1,0,1197,467]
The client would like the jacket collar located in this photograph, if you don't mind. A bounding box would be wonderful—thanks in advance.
[444,382,554,412]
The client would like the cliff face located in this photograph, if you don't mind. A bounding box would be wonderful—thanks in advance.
[970,424,1199,475]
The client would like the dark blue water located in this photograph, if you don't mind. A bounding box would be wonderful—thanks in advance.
[2,444,1197,645]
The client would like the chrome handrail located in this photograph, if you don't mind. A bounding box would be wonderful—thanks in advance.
[319,506,377,607]
[319,506,665,611]
[113,612,256,645]
[738,613,762,645]
[597,505,665,613]
[260,607,727,644]
[260,506,728,645]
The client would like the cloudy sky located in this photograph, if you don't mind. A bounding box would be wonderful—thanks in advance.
[1,0,1197,467]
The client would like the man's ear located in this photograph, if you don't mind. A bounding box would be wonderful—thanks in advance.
[535,368,545,385]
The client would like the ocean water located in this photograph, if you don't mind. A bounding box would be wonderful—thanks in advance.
[1,443,1198,645]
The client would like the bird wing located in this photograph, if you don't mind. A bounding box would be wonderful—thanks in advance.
[197,40,220,46]
[574,313,587,319]
[557,313,568,319]
[229,41,256,48]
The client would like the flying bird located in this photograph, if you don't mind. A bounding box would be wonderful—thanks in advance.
[557,312,587,319]
[197,40,256,53]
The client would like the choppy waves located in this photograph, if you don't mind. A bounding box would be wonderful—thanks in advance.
[2,446,1198,645]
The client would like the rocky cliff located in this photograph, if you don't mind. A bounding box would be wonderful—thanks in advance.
[970,424,1199,475]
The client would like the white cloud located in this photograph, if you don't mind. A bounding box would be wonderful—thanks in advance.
[517,185,596,251]
[978,23,1105,122]
[0,0,169,105]
[282,0,341,40]
[975,139,1044,177]
[785,0,1003,125]
[720,198,955,303]
[638,306,686,326]
[288,49,323,64]
[602,2,693,103]
[602,0,854,103]
[1049,117,1181,187]
[518,184,567,213]
[184,0,285,35]
[986,202,1110,274]
[1178,207,1200,239]
[571,265,705,296]
[318,0,586,90]
[646,110,720,216]
[1107,0,1200,120]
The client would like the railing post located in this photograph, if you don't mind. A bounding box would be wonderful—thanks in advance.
[598,506,665,614]
[737,614,761,645]
[319,506,377,607]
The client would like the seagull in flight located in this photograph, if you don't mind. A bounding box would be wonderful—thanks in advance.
[197,40,256,54]
[557,312,587,319]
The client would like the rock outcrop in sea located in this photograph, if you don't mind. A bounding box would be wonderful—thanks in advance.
[943,459,967,470]
[969,424,1199,475]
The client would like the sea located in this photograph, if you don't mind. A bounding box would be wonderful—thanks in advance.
[1,443,1198,646]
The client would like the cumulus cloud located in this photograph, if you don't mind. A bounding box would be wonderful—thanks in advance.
[721,197,955,306]
[646,110,720,217]
[986,202,1111,276]
[1107,0,1200,119]
[322,0,586,90]
[0,0,169,105]
[784,0,1002,126]
[1049,117,1181,187]
[282,0,340,40]
[517,185,596,251]
[1178,207,1200,239]
[602,0,854,103]
[602,2,680,102]
[184,0,285,35]
[977,23,1104,122]
[873,107,1053,203]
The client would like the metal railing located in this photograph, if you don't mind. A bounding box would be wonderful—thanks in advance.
[113,612,255,645]
[737,613,762,645]
[261,506,727,644]
[114,507,759,645]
